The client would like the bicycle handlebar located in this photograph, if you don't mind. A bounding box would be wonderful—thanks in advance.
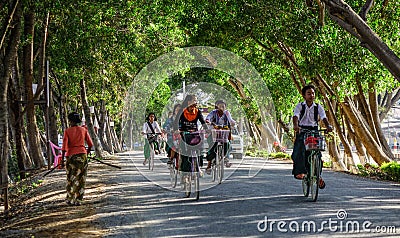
[206,121,232,129]
[180,130,208,135]
[299,128,330,133]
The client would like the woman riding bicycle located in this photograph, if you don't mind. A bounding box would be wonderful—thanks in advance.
[141,112,162,166]
[163,103,182,164]
[205,100,236,174]
[292,85,332,188]
[178,95,207,172]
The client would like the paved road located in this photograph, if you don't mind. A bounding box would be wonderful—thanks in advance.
[96,151,400,237]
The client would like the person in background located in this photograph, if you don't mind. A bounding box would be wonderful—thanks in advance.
[164,104,182,164]
[62,112,93,206]
[205,100,236,174]
[141,112,162,165]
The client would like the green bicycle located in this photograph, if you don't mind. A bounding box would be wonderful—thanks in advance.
[301,129,327,202]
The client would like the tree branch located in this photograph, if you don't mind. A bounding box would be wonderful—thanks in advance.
[316,0,325,26]
[0,0,19,51]
[359,0,374,21]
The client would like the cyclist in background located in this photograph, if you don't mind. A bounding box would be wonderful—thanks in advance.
[141,112,162,166]
[292,84,332,188]
[205,100,236,174]
[164,103,182,164]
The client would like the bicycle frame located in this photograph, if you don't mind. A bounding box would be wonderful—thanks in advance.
[300,129,326,202]
[181,130,205,200]
[302,150,322,201]
[145,133,161,171]
[212,142,225,184]
[210,128,230,184]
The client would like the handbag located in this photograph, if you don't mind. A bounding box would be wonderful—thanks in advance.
[147,122,157,143]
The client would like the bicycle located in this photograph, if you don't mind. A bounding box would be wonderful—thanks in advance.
[181,130,205,200]
[145,132,161,171]
[300,128,327,202]
[210,128,230,184]
[168,133,180,188]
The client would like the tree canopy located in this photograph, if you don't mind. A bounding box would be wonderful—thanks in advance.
[1,1,400,210]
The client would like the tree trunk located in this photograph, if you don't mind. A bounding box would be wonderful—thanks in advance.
[368,82,393,158]
[98,101,112,152]
[323,0,400,82]
[48,85,59,147]
[80,77,103,158]
[109,118,122,152]
[313,74,348,171]
[344,114,368,164]
[1,0,22,211]
[9,63,27,179]
[378,89,400,122]
[341,98,391,165]
[104,113,114,153]
[23,12,44,168]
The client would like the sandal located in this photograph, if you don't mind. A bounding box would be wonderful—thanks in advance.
[318,178,326,189]
[295,173,306,180]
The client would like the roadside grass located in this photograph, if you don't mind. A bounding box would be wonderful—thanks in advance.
[357,161,400,182]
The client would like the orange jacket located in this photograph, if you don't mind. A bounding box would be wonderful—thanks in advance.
[62,126,93,156]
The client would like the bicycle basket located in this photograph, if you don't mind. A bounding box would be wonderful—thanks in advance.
[183,132,203,146]
[304,131,326,151]
[211,129,230,143]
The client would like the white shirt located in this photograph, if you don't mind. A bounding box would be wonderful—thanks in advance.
[142,121,162,134]
[293,102,327,127]
[206,109,236,126]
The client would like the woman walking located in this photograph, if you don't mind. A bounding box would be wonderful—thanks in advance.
[62,112,93,206]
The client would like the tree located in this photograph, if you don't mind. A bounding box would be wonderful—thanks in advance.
[315,0,400,82]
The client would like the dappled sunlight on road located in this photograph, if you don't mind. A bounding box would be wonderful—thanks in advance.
[86,151,400,237]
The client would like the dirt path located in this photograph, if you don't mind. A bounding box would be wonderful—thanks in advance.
[0,157,113,237]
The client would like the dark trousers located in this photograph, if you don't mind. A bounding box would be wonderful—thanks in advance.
[206,142,230,161]
[179,136,203,172]
[291,127,322,177]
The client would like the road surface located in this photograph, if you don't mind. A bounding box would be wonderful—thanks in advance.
[95,151,400,237]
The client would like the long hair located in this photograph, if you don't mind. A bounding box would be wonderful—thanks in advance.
[172,103,182,117]
[146,112,157,121]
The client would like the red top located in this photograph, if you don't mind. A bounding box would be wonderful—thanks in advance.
[62,126,93,156]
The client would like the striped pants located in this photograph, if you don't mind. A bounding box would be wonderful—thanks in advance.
[66,153,88,203]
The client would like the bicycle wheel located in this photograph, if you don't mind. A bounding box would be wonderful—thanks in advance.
[149,143,155,171]
[184,172,191,198]
[194,159,200,200]
[169,160,178,188]
[310,155,320,202]
[217,145,224,184]
[302,175,310,197]
[211,158,216,182]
